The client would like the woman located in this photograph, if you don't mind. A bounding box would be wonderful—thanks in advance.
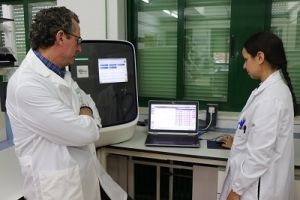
[219,31,297,200]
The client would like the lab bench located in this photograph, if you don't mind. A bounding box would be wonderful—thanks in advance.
[97,126,300,200]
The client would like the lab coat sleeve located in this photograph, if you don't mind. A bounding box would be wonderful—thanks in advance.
[232,99,284,195]
[79,89,102,128]
[14,82,100,147]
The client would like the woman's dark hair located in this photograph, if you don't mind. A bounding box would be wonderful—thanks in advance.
[29,6,80,50]
[244,31,298,116]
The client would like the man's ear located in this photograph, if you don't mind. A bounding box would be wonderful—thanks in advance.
[56,30,64,44]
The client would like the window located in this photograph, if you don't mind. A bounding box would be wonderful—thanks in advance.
[137,0,178,99]
[128,0,277,111]
[28,2,56,26]
[271,0,300,103]
[184,1,230,102]
[135,0,231,103]
[0,4,25,66]
[14,4,26,66]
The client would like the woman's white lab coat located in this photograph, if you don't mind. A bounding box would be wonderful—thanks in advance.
[219,71,294,200]
[6,50,127,200]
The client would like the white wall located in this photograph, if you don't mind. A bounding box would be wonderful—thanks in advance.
[0,146,24,200]
[57,0,126,40]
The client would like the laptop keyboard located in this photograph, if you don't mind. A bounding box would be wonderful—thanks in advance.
[146,134,199,146]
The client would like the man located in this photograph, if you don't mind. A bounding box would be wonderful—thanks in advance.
[6,6,130,200]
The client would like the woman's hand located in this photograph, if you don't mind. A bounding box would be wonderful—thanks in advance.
[227,190,240,200]
[219,135,233,149]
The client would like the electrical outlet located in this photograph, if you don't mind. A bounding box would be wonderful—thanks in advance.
[205,104,218,128]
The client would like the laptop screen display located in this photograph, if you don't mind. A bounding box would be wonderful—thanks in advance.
[148,101,199,133]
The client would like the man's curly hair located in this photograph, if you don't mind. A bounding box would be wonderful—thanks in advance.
[29,6,80,50]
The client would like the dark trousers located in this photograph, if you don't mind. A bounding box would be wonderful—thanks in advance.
[101,186,133,200]
[100,186,110,200]
[19,187,133,200]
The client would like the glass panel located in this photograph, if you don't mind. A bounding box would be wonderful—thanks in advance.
[0,2,56,67]
[184,0,231,102]
[0,5,24,66]
[271,0,300,102]
[137,0,178,98]
[14,4,25,66]
[0,6,4,47]
[28,2,56,26]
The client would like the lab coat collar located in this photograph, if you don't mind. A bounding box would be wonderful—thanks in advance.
[27,49,70,88]
[253,70,282,96]
[240,70,282,114]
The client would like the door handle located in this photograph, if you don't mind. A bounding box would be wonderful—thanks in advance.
[230,34,235,58]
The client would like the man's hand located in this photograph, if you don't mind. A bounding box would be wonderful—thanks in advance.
[227,190,240,200]
[79,107,94,118]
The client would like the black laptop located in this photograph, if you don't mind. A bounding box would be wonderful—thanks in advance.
[145,100,200,148]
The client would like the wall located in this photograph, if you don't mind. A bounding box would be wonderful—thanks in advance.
[0,146,24,200]
[57,0,126,40]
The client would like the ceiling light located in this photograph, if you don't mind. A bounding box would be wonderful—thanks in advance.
[163,10,170,14]
[171,12,178,18]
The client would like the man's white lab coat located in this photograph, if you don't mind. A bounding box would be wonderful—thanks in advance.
[6,49,127,200]
[219,71,294,200]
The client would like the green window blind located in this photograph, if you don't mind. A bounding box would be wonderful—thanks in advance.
[184,0,230,102]
[271,0,300,102]
[137,0,178,98]
[137,0,231,101]
[131,0,280,110]
[14,4,25,66]
[28,2,56,25]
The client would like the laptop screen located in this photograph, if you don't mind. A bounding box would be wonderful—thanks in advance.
[148,100,199,134]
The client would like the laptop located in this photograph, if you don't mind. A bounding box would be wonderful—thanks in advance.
[145,100,200,148]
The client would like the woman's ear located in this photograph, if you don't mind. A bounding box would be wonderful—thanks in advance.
[256,51,265,65]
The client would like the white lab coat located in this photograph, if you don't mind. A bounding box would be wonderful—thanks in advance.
[219,71,294,200]
[6,49,127,200]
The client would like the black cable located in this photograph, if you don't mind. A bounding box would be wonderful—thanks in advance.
[199,134,228,141]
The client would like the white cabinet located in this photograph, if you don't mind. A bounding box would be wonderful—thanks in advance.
[295,175,300,200]
[192,165,218,200]
[106,155,128,192]
[217,168,226,200]
[0,146,24,200]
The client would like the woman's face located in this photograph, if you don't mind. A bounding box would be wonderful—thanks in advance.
[242,48,263,80]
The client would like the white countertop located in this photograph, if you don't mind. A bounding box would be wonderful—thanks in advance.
[108,126,300,168]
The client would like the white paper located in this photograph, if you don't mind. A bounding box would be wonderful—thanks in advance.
[76,65,89,78]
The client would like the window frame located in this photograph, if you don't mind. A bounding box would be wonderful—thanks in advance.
[127,0,276,112]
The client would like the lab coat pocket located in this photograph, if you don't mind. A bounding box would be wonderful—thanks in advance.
[39,165,83,200]
[233,128,248,148]
[19,155,32,175]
